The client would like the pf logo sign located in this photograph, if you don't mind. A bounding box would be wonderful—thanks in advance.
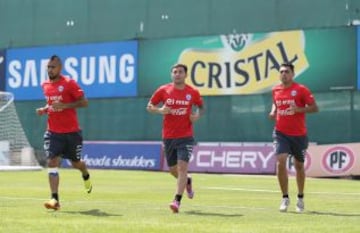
[322,146,355,174]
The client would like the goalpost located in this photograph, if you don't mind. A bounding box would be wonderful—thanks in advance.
[0,91,42,170]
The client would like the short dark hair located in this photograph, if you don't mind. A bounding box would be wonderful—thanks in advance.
[280,62,294,72]
[171,63,187,73]
[50,55,62,65]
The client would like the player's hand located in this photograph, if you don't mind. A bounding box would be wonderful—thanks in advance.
[268,112,276,120]
[158,105,171,115]
[288,103,300,114]
[51,101,67,111]
[36,107,48,115]
[190,112,200,123]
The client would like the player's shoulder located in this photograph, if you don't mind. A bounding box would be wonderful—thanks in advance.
[293,82,310,91]
[60,76,81,88]
[61,75,75,83]
[272,83,283,91]
[156,83,173,92]
[41,79,51,86]
[185,84,200,93]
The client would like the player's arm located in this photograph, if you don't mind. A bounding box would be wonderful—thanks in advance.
[305,102,319,113]
[268,103,277,120]
[146,102,171,115]
[292,102,319,114]
[52,96,88,111]
[36,104,49,115]
[190,105,205,123]
[291,90,319,114]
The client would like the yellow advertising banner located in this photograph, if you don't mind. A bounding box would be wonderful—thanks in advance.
[179,30,309,95]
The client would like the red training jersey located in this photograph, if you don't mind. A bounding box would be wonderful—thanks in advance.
[41,75,84,133]
[149,83,203,139]
[272,82,315,136]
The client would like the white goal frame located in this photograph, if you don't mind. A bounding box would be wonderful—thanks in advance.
[0,91,42,170]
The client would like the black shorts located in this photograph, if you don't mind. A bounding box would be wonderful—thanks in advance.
[44,130,83,162]
[272,130,308,163]
[163,137,195,167]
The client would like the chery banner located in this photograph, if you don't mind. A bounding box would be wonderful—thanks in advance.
[162,142,277,174]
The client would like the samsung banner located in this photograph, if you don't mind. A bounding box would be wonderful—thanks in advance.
[61,141,162,170]
[6,41,138,100]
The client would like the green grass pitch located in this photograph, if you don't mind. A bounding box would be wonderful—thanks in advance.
[0,169,359,233]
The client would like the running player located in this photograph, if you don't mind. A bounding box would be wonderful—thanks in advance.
[147,63,205,213]
[269,62,318,213]
[36,55,92,210]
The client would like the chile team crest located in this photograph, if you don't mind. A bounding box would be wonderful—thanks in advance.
[58,85,64,92]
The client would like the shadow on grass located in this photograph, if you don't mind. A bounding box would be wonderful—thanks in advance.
[184,210,243,217]
[305,211,360,217]
[62,209,122,217]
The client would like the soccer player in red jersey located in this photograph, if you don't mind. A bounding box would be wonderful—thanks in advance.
[269,63,318,213]
[36,55,92,210]
[147,63,205,213]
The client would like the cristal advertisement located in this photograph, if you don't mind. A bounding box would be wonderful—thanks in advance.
[139,27,356,96]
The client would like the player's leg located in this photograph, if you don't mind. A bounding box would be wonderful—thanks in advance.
[294,158,305,212]
[171,137,195,212]
[186,174,194,199]
[66,131,92,193]
[273,130,290,212]
[43,131,62,210]
[164,139,182,213]
[164,139,178,178]
[175,159,188,198]
[71,160,92,193]
[277,153,290,212]
[292,135,308,212]
[184,141,195,199]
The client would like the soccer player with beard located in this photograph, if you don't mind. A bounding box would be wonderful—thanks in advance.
[36,55,92,210]
[147,63,205,213]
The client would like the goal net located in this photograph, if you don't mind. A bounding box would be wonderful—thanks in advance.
[0,92,41,170]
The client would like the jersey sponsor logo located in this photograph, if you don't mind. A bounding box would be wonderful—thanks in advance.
[170,107,187,115]
[165,98,190,106]
[321,146,355,174]
[275,99,296,116]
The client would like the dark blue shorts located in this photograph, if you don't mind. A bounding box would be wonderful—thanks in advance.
[43,130,83,161]
[272,130,308,163]
[163,137,195,167]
